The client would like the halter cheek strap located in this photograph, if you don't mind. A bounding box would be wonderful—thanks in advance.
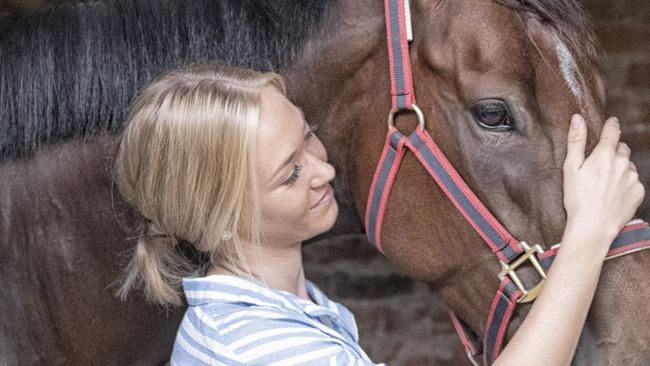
[368,1,650,364]
[365,127,524,263]
[384,0,415,110]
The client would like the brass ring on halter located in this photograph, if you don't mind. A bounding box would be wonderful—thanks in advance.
[387,103,425,131]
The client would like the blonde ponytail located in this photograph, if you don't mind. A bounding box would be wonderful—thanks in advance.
[117,221,199,306]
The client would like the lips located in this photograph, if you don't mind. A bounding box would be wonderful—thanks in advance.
[311,185,333,209]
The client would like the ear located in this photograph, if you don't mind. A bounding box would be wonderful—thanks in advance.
[521,16,607,112]
[585,61,607,106]
[523,18,583,101]
[521,15,607,156]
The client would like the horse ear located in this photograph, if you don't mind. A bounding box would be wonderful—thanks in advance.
[522,16,606,107]
[588,62,607,106]
[521,17,556,64]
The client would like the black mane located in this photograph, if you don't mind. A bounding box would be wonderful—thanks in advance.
[0,0,597,159]
[0,0,331,159]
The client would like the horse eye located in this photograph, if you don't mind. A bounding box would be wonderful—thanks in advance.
[470,99,514,131]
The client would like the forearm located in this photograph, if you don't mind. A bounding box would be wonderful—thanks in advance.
[493,226,610,366]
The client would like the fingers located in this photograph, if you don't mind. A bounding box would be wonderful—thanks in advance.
[565,115,634,175]
[562,114,645,239]
[616,142,631,158]
[596,117,621,151]
[564,114,588,170]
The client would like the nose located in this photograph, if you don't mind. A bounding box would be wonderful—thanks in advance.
[309,155,336,188]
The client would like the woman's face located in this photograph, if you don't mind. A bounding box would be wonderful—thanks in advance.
[256,86,338,246]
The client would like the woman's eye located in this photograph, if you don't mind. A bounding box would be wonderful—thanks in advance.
[281,123,317,187]
[283,164,303,186]
[470,100,514,131]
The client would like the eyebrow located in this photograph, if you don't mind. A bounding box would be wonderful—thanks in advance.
[267,110,309,184]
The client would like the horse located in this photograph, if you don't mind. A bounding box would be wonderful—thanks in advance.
[288,1,650,365]
[0,0,647,365]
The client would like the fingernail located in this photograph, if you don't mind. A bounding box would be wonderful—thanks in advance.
[571,115,582,129]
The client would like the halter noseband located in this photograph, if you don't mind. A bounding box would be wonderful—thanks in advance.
[366,1,650,364]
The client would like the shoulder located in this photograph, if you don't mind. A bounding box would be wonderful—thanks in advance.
[171,275,384,365]
[171,302,314,362]
[220,305,367,366]
[172,303,382,366]
[170,303,245,365]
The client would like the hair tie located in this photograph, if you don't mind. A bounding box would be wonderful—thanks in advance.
[143,218,171,239]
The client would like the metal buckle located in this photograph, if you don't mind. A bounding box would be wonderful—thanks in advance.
[498,241,546,303]
[466,349,480,366]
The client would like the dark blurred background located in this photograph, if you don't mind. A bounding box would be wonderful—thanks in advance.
[1,1,647,365]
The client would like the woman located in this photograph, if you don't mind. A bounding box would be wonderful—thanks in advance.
[113,64,645,365]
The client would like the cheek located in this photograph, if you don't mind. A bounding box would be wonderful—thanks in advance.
[262,188,312,230]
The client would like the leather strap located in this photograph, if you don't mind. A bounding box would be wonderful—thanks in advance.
[481,221,650,364]
[384,0,415,110]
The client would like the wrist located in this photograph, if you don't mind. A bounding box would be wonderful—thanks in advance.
[561,220,613,259]
[564,214,621,241]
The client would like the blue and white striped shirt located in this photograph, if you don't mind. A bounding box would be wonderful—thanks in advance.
[170,275,386,366]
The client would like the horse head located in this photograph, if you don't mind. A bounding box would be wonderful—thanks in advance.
[288,0,649,364]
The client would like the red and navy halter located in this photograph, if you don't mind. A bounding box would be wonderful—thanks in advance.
[365,1,650,364]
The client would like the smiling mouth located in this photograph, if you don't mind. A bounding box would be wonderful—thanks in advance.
[311,185,333,209]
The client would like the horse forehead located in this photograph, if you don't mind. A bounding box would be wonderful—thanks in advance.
[417,0,529,74]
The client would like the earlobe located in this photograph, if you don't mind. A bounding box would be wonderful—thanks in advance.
[222,231,233,241]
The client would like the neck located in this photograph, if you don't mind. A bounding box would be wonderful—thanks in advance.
[209,241,309,300]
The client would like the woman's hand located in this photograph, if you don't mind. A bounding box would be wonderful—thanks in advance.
[562,114,645,248]
[495,114,646,366]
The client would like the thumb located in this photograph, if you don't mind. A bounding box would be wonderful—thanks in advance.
[565,114,587,170]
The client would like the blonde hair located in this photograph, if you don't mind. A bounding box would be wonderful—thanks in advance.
[113,64,285,306]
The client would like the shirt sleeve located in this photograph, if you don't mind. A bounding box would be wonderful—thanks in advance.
[222,309,388,366]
